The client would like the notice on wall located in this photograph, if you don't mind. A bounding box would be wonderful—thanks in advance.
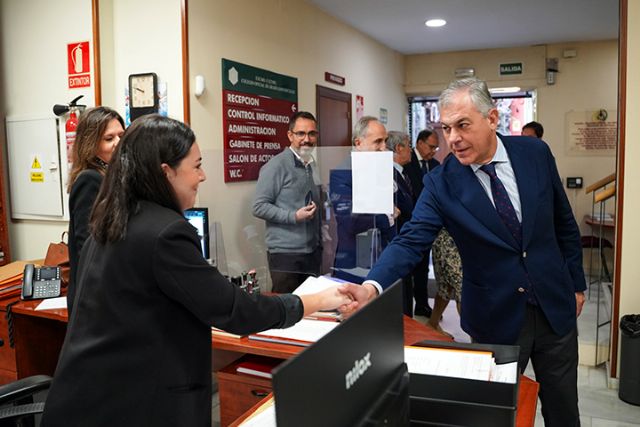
[221,59,298,182]
[67,41,91,88]
[565,109,617,156]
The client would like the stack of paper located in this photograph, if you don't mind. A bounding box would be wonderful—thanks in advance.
[404,346,518,384]
[0,260,33,301]
[249,318,339,347]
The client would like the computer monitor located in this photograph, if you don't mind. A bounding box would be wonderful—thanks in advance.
[184,207,210,260]
[272,280,407,427]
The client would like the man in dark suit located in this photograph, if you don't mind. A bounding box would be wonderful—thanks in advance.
[330,116,396,282]
[404,129,441,317]
[386,131,415,315]
[342,78,585,426]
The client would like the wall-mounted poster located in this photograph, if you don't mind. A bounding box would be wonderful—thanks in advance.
[221,59,298,182]
[565,109,617,156]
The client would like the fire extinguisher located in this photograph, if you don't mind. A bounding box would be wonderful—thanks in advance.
[53,95,85,165]
[66,109,78,164]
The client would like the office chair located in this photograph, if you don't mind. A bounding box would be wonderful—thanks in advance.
[0,375,51,426]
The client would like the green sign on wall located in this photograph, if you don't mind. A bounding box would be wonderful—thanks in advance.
[499,63,523,75]
[222,59,297,103]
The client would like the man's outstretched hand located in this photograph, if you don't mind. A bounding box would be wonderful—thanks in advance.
[337,283,379,318]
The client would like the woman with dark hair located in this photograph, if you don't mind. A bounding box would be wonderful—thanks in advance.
[67,106,125,314]
[42,115,352,426]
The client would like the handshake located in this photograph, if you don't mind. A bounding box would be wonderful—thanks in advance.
[298,282,380,318]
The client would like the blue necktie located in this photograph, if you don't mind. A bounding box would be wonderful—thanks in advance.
[480,163,522,246]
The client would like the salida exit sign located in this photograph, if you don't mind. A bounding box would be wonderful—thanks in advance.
[499,62,523,75]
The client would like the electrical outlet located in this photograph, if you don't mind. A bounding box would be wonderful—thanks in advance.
[566,177,583,189]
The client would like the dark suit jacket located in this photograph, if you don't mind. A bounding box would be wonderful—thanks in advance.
[394,168,414,230]
[405,151,440,200]
[68,168,103,315]
[368,136,586,344]
[42,201,301,427]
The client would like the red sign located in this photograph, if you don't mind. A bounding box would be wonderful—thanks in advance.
[222,89,297,182]
[325,72,345,86]
[67,41,91,88]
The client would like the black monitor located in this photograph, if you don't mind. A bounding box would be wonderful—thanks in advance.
[272,280,407,427]
[184,207,210,260]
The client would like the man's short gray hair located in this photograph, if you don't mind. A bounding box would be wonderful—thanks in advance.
[385,131,410,152]
[353,116,380,145]
[438,78,495,117]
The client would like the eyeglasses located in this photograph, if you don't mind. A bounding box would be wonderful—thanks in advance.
[427,144,440,151]
[291,130,319,139]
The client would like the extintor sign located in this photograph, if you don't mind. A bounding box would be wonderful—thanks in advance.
[67,41,91,88]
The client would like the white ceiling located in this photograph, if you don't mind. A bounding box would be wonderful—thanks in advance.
[307,0,619,54]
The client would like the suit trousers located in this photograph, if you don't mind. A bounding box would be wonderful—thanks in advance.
[516,304,580,427]
[267,247,322,293]
[412,252,431,309]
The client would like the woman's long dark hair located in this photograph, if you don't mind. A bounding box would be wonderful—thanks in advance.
[90,115,195,243]
[67,106,124,192]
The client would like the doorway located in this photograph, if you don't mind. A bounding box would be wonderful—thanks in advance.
[315,85,352,274]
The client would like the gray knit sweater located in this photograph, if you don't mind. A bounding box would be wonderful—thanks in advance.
[253,148,321,253]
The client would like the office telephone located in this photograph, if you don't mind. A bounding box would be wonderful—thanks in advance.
[21,264,62,300]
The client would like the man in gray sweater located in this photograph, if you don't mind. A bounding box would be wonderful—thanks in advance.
[253,111,322,293]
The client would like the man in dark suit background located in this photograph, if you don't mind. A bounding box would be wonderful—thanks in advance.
[386,131,415,316]
[342,78,586,426]
[330,116,396,282]
[404,129,441,317]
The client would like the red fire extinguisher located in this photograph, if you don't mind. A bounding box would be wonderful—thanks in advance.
[66,109,78,164]
[53,95,84,165]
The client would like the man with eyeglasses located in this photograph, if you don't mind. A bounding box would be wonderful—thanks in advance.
[404,129,441,317]
[253,111,322,293]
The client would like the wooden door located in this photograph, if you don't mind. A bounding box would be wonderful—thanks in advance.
[315,86,352,274]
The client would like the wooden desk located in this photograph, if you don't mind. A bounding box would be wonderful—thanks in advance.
[8,303,538,427]
[229,366,540,427]
[215,317,538,427]
[10,300,67,378]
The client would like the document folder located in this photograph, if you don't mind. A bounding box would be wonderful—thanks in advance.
[408,340,521,427]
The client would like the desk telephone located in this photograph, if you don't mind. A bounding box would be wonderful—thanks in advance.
[21,264,62,300]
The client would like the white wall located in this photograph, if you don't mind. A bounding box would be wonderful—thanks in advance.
[0,0,96,260]
[99,0,183,121]
[188,0,406,279]
[405,41,618,235]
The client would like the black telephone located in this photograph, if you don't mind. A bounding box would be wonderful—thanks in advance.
[21,264,62,300]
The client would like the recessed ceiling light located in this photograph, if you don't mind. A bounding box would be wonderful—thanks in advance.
[425,19,446,28]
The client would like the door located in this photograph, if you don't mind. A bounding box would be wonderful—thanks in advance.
[316,85,352,274]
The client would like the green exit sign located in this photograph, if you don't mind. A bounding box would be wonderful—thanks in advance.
[499,63,523,75]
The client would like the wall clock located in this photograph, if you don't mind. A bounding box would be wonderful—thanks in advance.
[128,72,159,121]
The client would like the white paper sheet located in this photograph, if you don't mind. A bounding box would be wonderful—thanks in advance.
[35,296,67,311]
[351,151,393,214]
[404,346,494,381]
[293,276,342,296]
[239,399,276,427]
[253,319,339,343]
[490,361,519,384]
